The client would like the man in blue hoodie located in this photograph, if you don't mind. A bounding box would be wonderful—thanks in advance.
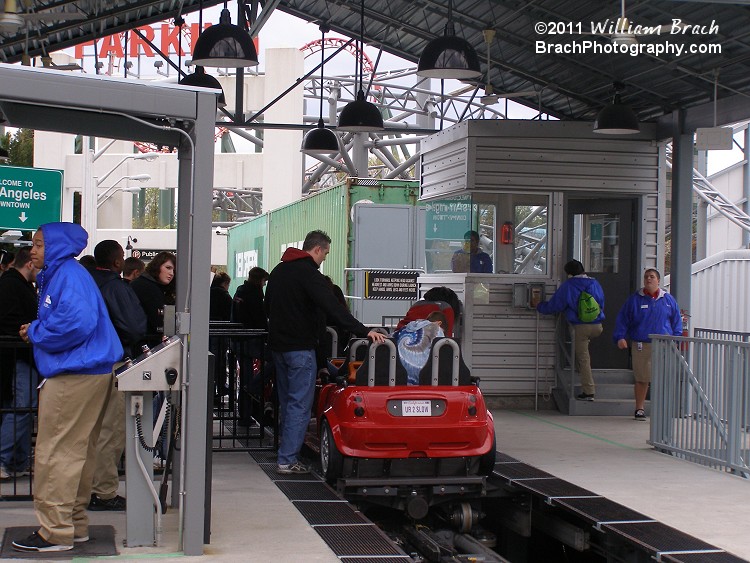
[13,223,123,553]
[265,230,385,475]
[536,259,605,401]
[614,269,682,421]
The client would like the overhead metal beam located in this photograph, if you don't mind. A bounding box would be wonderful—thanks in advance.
[657,93,750,139]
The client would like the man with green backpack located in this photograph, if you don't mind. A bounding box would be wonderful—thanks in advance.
[536,260,605,401]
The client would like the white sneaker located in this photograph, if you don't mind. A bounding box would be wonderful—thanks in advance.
[276,461,310,475]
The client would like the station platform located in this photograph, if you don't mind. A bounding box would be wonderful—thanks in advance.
[0,409,748,561]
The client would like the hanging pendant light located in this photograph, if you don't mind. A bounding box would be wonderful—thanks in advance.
[337,0,384,132]
[417,0,481,80]
[301,24,339,154]
[593,82,640,135]
[179,66,226,108]
[191,2,258,68]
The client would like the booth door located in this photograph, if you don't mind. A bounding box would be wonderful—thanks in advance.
[567,198,636,369]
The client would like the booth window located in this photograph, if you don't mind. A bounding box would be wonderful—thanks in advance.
[424,193,549,275]
[572,213,619,273]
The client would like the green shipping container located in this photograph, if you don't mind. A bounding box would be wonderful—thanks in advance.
[227,178,418,295]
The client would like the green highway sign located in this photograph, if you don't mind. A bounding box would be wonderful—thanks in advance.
[0,165,63,230]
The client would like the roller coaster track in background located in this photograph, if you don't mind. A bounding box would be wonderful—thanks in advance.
[665,143,750,233]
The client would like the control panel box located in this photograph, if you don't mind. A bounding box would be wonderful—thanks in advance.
[115,336,182,392]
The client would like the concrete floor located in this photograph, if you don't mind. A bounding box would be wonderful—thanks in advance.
[1,409,748,561]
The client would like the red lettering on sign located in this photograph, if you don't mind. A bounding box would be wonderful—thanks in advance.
[129,26,155,57]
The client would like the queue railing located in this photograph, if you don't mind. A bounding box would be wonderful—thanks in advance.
[0,336,36,500]
[208,324,276,451]
[650,334,750,478]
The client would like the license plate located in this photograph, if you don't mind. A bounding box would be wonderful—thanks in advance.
[402,400,432,416]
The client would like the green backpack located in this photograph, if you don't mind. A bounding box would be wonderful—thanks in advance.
[577,290,600,323]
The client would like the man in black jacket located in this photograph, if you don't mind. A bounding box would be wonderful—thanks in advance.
[0,247,38,479]
[87,240,147,510]
[265,230,385,474]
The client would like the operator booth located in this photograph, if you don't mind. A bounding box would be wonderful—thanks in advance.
[417,120,664,414]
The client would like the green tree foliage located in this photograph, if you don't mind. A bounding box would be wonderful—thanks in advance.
[2,129,34,167]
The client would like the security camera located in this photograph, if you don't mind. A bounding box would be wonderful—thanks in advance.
[215,227,227,236]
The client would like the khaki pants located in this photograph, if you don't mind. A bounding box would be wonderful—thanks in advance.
[91,384,125,499]
[34,373,113,545]
[631,342,652,383]
[574,323,603,395]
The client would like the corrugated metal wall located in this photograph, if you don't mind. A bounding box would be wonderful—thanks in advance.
[227,214,268,295]
[690,250,750,333]
[227,179,419,294]
[268,184,350,288]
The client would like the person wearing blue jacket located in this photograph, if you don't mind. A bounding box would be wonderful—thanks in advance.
[536,260,605,401]
[614,268,682,421]
[13,223,123,553]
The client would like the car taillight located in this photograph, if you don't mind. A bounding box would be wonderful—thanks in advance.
[466,393,478,416]
[353,394,364,417]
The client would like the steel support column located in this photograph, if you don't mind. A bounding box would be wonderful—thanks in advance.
[176,90,216,556]
[671,131,694,318]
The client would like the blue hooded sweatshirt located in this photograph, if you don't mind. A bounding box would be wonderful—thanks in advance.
[613,287,682,343]
[537,275,605,325]
[28,223,123,378]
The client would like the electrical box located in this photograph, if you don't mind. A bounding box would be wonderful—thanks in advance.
[115,336,182,391]
[695,127,733,150]
[513,283,545,309]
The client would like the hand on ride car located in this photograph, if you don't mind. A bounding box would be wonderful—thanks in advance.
[367,330,387,343]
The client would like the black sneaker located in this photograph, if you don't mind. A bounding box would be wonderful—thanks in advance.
[12,531,73,552]
[88,493,126,511]
[576,393,595,401]
[634,409,647,421]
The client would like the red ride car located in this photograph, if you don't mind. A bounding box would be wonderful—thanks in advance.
[315,338,496,517]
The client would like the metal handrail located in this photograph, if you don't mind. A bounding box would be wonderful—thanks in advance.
[554,316,576,399]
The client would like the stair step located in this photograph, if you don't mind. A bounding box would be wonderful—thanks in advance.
[552,387,650,416]
[558,368,634,386]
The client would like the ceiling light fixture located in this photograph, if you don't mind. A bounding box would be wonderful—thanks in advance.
[417,0,481,80]
[301,23,339,154]
[593,82,640,135]
[337,0,384,132]
[191,1,258,68]
[179,66,227,108]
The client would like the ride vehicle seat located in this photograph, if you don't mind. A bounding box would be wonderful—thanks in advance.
[354,339,408,386]
[418,337,473,386]
[335,338,370,383]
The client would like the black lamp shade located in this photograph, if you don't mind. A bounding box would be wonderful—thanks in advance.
[192,8,259,68]
[338,90,384,132]
[417,34,482,80]
[301,121,339,154]
[179,67,226,108]
[593,95,640,135]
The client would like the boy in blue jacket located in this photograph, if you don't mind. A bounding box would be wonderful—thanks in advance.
[614,269,682,421]
[13,223,123,553]
[536,260,605,401]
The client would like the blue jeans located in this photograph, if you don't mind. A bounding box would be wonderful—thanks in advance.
[272,350,316,466]
[0,359,39,471]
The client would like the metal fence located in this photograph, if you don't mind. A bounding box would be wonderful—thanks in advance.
[650,334,750,478]
[0,337,36,500]
[208,323,277,452]
[694,327,750,343]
